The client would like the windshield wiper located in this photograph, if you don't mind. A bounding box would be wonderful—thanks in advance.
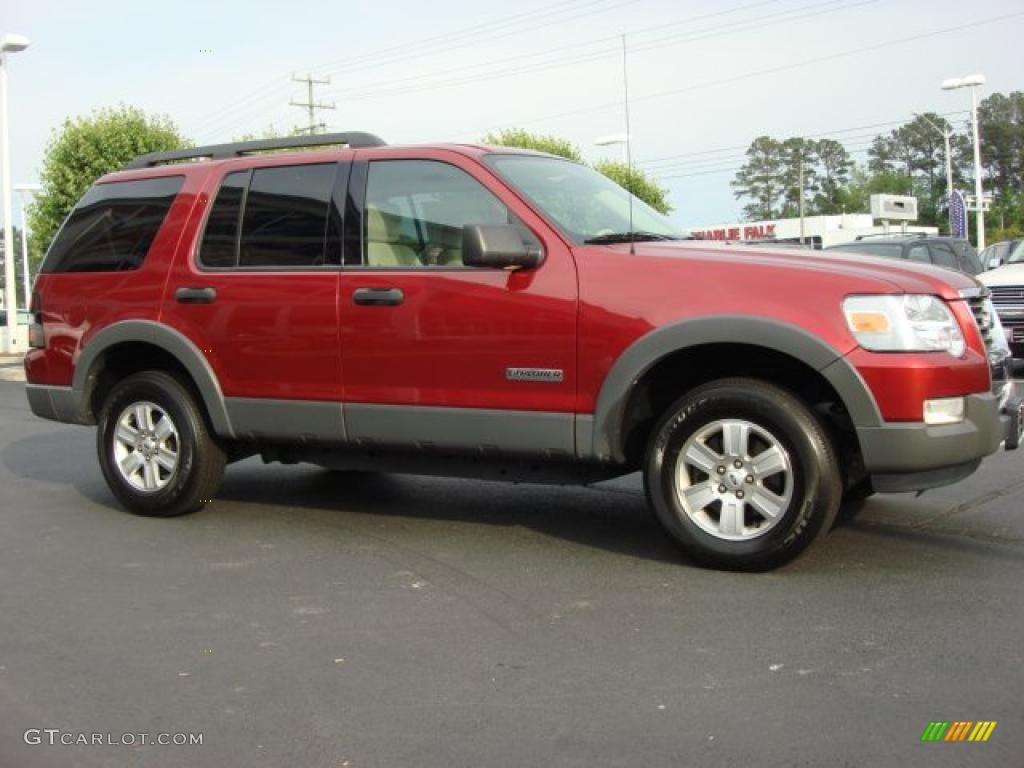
[583,231,679,244]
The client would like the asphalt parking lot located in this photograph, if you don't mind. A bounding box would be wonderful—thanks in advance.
[0,378,1022,768]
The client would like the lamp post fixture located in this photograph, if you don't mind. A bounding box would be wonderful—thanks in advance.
[595,133,630,163]
[14,183,40,308]
[1,32,30,355]
[941,74,986,250]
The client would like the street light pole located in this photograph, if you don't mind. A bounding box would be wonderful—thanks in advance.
[14,183,40,308]
[969,84,985,251]
[942,74,986,250]
[913,113,954,200]
[0,33,30,355]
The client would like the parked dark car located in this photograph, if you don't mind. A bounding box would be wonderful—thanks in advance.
[980,238,1024,270]
[825,235,984,276]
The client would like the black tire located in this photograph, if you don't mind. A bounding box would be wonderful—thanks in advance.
[96,370,225,517]
[644,377,842,571]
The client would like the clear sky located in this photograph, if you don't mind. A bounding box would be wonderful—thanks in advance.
[2,0,1022,228]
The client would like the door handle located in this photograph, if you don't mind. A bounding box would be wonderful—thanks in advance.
[352,287,404,306]
[175,287,217,304]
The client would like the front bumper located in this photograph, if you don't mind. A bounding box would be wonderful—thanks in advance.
[856,387,1022,493]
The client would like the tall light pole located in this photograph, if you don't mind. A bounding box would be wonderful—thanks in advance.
[14,183,40,307]
[941,74,986,250]
[1,33,31,355]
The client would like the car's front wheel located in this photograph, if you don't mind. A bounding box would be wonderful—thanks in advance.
[97,371,225,517]
[644,378,841,571]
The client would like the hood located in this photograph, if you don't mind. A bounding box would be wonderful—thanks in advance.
[615,241,979,299]
[978,262,1024,287]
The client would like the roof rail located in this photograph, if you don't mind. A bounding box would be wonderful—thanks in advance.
[854,232,928,241]
[122,132,387,170]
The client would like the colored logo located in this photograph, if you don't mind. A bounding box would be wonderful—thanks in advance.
[921,721,997,742]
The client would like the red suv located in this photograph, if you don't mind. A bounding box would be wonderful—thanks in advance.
[23,132,1022,570]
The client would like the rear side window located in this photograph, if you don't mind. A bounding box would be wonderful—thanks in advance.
[199,171,248,268]
[41,176,183,273]
[199,163,338,269]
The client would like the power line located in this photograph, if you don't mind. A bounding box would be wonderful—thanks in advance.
[313,0,640,76]
[325,0,790,100]
[187,0,621,139]
[464,11,1024,138]
[329,0,863,103]
[638,112,969,167]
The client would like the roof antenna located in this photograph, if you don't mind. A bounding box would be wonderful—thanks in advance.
[620,34,635,255]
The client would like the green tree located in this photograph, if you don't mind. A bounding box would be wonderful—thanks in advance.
[731,136,786,220]
[592,160,672,215]
[28,106,189,254]
[232,125,307,143]
[481,128,583,162]
[835,166,913,216]
[978,91,1024,196]
[813,139,853,214]
[778,137,820,218]
[480,128,670,214]
[866,113,969,225]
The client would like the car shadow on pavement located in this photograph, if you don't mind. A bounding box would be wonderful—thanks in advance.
[2,430,683,565]
[215,463,688,565]
[1,428,115,509]
[7,431,1021,570]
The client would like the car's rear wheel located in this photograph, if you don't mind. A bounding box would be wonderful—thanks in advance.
[644,378,841,571]
[97,371,225,517]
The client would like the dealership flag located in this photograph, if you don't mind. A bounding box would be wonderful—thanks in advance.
[949,190,968,239]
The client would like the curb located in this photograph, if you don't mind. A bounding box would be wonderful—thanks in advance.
[0,365,26,383]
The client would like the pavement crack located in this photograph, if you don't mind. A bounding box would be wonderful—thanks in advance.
[911,476,1024,530]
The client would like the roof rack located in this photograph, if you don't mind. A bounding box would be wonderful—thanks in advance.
[122,132,387,170]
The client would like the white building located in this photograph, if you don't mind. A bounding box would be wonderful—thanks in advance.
[688,213,937,250]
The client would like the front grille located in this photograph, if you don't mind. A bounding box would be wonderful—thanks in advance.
[988,285,1024,306]
[964,293,995,351]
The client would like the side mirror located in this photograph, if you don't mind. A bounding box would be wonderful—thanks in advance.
[462,224,542,269]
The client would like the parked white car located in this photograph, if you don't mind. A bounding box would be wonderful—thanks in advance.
[980,256,1024,358]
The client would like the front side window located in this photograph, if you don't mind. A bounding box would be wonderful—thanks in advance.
[362,160,511,268]
[41,176,184,273]
[929,243,957,269]
[199,163,338,269]
[484,154,681,245]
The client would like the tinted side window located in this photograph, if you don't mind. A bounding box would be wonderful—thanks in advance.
[41,176,184,273]
[929,243,957,269]
[907,244,931,263]
[239,164,337,268]
[363,160,510,268]
[199,171,249,268]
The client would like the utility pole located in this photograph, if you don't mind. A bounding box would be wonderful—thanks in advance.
[798,153,806,245]
[290,73,335,135]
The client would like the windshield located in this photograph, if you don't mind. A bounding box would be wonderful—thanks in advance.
[484,154,682,244]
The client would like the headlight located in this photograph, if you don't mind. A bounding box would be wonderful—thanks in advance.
[843,294,966,357]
